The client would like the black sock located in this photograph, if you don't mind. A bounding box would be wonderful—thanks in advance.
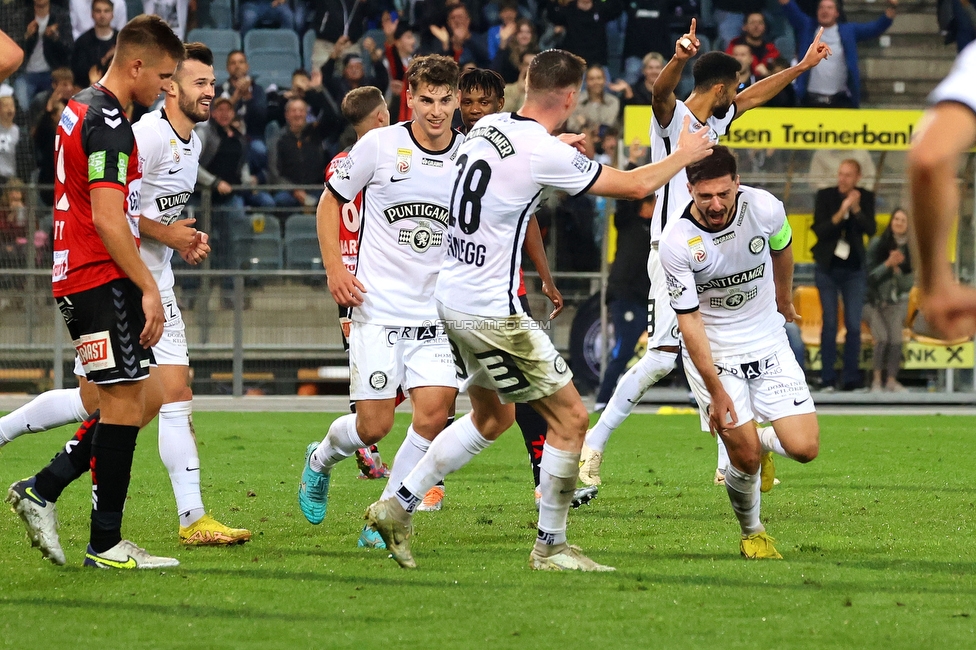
[33,410,100,502]
[516,403,548,487]
[89,422,139,553]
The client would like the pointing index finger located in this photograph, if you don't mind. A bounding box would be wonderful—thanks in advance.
[689,17,696,37]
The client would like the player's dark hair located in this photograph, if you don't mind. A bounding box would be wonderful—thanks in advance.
[743,11,764,24]
[459,68,504,101]
[341,85,386,125]
[406,54,460,93]
[227,49,245,64]
[686,145,737,185]
[91,0,113,11]
[180,42,213,69]
[116,15,185,64]
[692,52,740,91]
[527,49,586,93]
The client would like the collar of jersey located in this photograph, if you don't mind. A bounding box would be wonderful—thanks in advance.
[403,122,458,155]
[161,108,193,144]
[681,190,743,234]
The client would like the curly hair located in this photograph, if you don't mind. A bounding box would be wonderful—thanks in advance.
[406,54,460,93]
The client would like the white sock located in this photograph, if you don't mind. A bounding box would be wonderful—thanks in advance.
[717,436,730,474]
[310,413,364,473]
[724,464,764,536]
[757,426,791,459]
[0,388,88,446]
[380,425,430,501]
[158,401,206,527]
[586,349,676,452]
[537,443,579,546]
[397,413,492,513]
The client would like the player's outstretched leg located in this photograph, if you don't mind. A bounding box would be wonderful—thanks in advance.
[0,387,89,448]
[581,349,677,486]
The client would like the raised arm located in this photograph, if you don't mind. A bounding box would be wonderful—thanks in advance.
[652,19,699,129]
[734,27,831,115]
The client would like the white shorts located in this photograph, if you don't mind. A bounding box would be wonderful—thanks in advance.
[683,337,815,432]
[438,301,572,404]
[72,289,185,376]
[648,246,680,349]
[347,320,457,400]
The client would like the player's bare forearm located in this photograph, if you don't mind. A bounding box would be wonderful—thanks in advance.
[771,245,796,319]
[316,189,345,274]
[138,215,198,252]
[908,103,975,292]
[0,30,24,82]
[734,66,802,114]
[523,215,552,286]
[676,310,722,395]
[651,59,683,125]
[91,188,158,297]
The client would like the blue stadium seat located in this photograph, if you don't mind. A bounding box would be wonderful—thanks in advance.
[245,28,300,57]
[284,215,320,270]
[284,214,317,238]
[248,51,302,89]
[232,214,283,270]
[186,29,241,87]
[303,29,316,73]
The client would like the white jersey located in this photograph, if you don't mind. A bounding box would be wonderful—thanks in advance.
[436,112,602,317]
[326,122,464,326]
[650,99,736,242]
[929,40,976,112]
[659,184,789,358]
[131,110,199,294]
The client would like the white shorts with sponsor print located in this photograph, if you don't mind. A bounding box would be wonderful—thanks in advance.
[682,335,815,432]
[72,289,185,376]
[438,301,573,404]
[347,320,457,400]
[648,246,680,349]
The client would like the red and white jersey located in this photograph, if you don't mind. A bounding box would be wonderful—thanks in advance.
[52,83,141,298]
[326,149,362,274]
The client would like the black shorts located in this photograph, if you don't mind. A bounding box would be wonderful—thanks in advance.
[56,278,156,384]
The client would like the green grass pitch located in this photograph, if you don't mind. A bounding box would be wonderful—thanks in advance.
[0,411,974,648]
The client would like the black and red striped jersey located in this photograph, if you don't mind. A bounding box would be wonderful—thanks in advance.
[51,83,141,298]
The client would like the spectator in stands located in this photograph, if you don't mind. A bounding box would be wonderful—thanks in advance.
[568,65,619,132]
[811,158,876,391]
[731,43,757,91]
[779,0,897,107]
[864,207,912,392]
[762,57,797,107]
[30,79,65,206]
[808,148,875,190]
[143,0,190,39]
[383,14,417,121]
[15,0,72,111]
[620,0,671,85]
[322,36,390,110]
[726,12,780,79]
[270,97,325,208]
[547,0,623,68]
[712,0,766,49]
[487,0,519,61]
[491,17,536,83]
[69,0,125,39]
[609,51,663,109]
[29,67,75,126]
[239,0,297,35]
[425,4,490,67]
[0,94,19,183]
[308,0,378,72]
[502,49,534,113]
[71,0,118,89]
[221,50,269,177]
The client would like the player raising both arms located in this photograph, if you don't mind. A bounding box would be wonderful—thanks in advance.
[659,146,819,559]
[6,16,185,569]
[364,49,714,571]
[579,20,831,489]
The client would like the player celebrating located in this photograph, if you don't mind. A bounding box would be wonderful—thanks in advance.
[659,146,819,559]
[299,55,462,534]
[909,42,976,339]
[363,49,714,571]
[579,20,831,488]
[5,16,185,569]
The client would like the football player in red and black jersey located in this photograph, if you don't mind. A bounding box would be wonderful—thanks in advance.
[6,15,186,570]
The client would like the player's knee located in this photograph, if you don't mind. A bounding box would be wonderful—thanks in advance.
[170,385,193,404]
[357,414,395,445]
[792,435,820,464]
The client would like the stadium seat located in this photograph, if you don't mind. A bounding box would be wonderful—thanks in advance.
[245,28,300,57]
[285,235,323,270]
[284,214,317,238]
[248,51,302,90]
[232,214,283,270]
[303,29,316,73]
[186,29,241,87]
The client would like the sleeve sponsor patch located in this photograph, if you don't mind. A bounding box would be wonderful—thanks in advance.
[59,106,79,136]
[117,152,128,184]
[571,151,593,174]
[332,155,354,181]
[666,272,686,300]
[88,151,106,181]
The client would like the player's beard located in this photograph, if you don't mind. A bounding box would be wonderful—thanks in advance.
[179,92,210,124]
[703,205,732,230]
[712,100,732,120]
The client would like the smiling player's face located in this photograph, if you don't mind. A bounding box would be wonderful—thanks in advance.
[408,83,458,147]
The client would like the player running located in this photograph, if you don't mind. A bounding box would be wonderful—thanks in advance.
[579,20,831,489]
[5,16,185,569]
[659,146,820,559]
[5,41,250,567]
[363,49,714,571]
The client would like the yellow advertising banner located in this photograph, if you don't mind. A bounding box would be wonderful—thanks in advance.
[806,341,974,371]
[623,107,924,150]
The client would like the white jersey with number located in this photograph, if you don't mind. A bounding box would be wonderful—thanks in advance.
[131,109,200,294]
[929,40,976,111]
[650,99,736,242]
[435,112,602,317]
[658,184,789,358]
[326,122,463,326]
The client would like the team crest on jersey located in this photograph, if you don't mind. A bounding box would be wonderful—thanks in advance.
[749,236,766,255]
[554,356,568,374]
[398,219,444,253]
[666,272,686,300]
[396,148,412,174]
[687,236,707,263]
[169,139,181,163]
[369,371,388,390]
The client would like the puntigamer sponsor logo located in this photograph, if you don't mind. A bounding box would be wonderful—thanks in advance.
[466,125,515,158]
[383,202,450,226]
[696,263,765,294]
[155,191,192,213]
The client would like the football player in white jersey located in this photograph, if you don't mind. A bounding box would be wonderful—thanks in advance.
[659,146,819,559]
[580,20,832,489]
[299,55,463,536]
[2,44,251,548]
[909,41,976,340]
[363,49,714,571]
